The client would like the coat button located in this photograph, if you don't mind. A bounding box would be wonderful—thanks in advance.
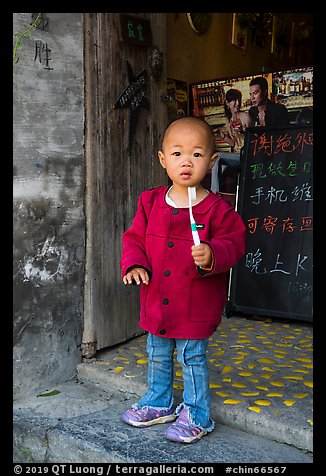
[162,298,169,305]
[172,209,179,215]
[164,270,171,276]
[159,329,166,335]
[167,241,174,248]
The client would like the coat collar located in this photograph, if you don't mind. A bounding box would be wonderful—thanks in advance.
[156,185,223,215]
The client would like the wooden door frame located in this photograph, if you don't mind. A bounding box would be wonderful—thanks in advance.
[82,13,168,358]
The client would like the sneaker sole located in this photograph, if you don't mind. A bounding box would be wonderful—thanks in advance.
[164,429,207,443]
[122,413,177,428]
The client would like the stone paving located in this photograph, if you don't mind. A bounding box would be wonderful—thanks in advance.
[79,314,313,451]
[13,314,314,464]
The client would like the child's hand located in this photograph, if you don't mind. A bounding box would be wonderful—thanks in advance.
[123,267,149,285]
[191,243,213,268]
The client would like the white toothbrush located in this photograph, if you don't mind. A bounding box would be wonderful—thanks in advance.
[188,187,200,246]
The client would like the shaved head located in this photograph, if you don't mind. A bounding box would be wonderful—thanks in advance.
[162,116,215,154]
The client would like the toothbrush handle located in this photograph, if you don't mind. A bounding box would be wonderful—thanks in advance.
[188,188,200,246]
[192,230,201,247]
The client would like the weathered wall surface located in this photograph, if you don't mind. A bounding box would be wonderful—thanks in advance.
[13,13,85,398]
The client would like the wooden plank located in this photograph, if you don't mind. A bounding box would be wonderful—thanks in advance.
[83,13,168,355]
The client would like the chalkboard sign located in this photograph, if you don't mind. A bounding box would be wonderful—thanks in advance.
[228,125,313,322]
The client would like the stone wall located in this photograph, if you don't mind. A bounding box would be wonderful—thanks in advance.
[13,13,85,398]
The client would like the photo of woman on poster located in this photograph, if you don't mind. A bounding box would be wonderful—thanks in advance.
[216,88,253,153]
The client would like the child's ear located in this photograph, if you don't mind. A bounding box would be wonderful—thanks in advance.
[158,150,166,169]
[209,152,219,170]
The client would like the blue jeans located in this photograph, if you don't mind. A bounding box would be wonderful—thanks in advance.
[134,333,214,432]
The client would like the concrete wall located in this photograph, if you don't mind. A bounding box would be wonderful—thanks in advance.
[13,13,85,398]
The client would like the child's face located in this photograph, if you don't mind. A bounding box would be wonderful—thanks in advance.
[158,120,218,189]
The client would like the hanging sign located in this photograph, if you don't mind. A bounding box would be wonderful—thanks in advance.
[114,61,150,151]
[119,14,153,46]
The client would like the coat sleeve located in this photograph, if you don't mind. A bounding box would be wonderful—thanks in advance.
[120,192,152,278]
[201,204,246,276]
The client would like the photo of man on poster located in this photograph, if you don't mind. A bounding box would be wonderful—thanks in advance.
[248,76,290,127]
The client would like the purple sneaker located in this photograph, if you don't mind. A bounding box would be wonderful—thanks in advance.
[122,406,177,428]
[164,408,208,443]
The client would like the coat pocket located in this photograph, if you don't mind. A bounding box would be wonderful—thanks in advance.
[188,275,226,322]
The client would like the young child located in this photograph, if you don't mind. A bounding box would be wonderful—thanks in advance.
[120,116,246,444]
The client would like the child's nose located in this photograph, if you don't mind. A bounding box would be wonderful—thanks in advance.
[181,157,193,167]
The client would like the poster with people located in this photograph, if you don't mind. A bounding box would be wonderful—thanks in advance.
[191,66,313,154]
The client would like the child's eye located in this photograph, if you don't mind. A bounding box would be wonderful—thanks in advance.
[172,151,181,156]
[193,152,202,157]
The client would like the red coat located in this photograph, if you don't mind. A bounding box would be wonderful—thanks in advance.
[121,186,246,339]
